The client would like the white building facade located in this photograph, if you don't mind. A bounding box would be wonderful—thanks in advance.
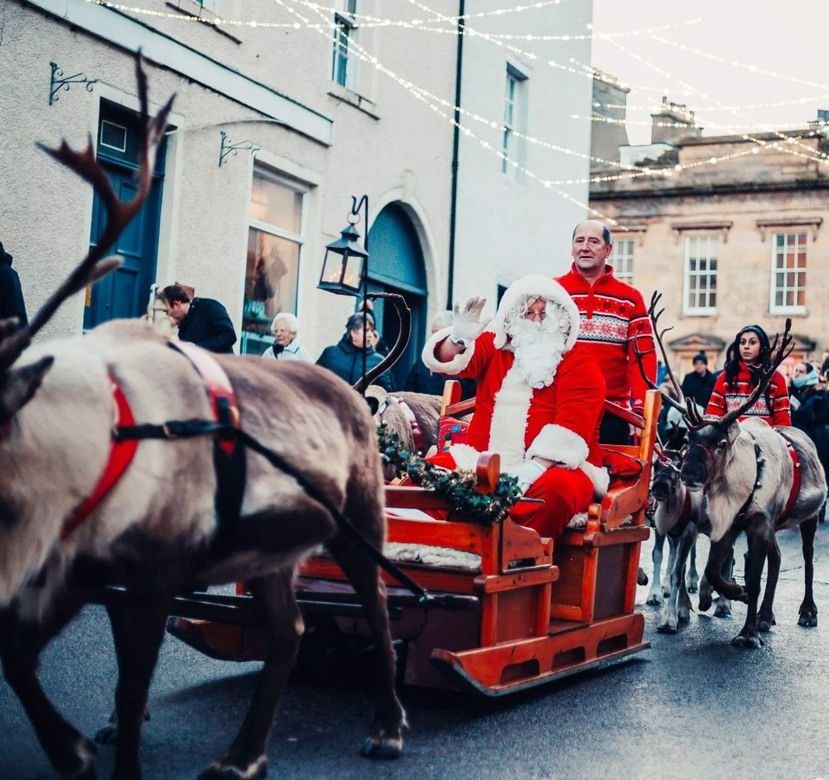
[1,0,593,382]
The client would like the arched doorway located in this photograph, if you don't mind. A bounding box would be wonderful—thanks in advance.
[367,203,427,390]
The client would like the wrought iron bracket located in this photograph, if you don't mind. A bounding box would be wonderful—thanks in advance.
[219,130,260,167]
[49,61,97,106]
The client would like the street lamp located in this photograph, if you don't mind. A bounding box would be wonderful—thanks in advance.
[318,195,411,394]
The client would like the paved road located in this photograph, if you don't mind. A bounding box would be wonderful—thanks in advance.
[2,525,827,780]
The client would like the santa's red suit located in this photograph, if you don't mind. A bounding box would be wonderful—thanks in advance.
[422,276,607,540]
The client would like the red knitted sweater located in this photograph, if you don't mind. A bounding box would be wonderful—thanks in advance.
[556,264,656,411]
[705,363,791,426]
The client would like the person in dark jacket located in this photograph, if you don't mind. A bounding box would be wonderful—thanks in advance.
[316,312,392,391]
[680,351,717,408]
[161,284,237,354]
[0,242,28,327]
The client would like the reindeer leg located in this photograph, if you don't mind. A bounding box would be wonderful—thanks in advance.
[646,531,666,605]
[658,528,694,633]
[108,593,175,780]
[0,593,97,779]
[686,539,699,593]
[757,535,781,632]
[704,530,747,604]
[713,550,734,618]
[798,516,819,627]
[731,524,768,649]
[200,569,299,780]
[326,532,407,759]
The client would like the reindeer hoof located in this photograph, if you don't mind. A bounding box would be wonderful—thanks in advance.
[731,633,763,649]
[198,756,267,780]
[645,594,663,606]
[656,622,677,634]
[798,611,818,628]
[360,735,403,760]
[59,736,98,780]
[757,613,776,632]
[686,581,699,594]
[94,724,117,745]
[714,603,732,618]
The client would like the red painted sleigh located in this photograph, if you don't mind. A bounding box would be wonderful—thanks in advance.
[166,385,660,696]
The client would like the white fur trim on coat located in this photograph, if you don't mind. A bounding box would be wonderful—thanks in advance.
[580,460,610,501]
[489,275,580,351]
[525,423,589,469]
[422,327,476,375]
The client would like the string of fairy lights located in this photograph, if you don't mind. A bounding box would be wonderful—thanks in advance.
[81,0,829,205]
[597,33,828,165]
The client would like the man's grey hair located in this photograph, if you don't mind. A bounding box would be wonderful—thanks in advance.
[572,221,612,245]
[271,311,299,335]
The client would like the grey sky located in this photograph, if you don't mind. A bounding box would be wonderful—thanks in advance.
[591,0,829,145]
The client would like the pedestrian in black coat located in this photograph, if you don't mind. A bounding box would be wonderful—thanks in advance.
[0,242,28,327]
[161,284,237,354]
[316,312,392,391]
[680,351,717,408]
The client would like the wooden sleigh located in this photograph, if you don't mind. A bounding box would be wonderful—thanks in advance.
[166,386,661,696]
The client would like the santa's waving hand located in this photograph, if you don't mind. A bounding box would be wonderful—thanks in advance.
[423,275,608,540]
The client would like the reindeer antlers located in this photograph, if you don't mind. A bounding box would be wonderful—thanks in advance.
[0,52,175,373]
[634,291,688,415]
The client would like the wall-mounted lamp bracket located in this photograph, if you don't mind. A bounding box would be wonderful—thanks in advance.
[49,61,97,106]
[219,130,260,167]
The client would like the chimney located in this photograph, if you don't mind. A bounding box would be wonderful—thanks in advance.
[650,97,702,144]
[590,69,630,170]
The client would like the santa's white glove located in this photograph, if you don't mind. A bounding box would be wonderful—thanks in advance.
[450,297,487,346]
[510,459,547,494]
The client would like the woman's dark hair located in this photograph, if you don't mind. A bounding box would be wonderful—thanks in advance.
[724,324,773,402]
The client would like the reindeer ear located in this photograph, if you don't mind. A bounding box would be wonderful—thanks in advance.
[0,356,55,425]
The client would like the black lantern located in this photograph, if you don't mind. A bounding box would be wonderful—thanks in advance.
[318,218,368,296]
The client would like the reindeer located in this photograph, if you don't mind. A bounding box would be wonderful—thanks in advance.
[679,320,825,648]
[0,56,405,780]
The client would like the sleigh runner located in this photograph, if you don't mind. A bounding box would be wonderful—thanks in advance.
[166,385,660,696]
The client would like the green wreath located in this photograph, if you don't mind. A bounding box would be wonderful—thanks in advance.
[377,424,522,524]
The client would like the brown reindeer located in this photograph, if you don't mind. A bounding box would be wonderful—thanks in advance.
[678,320,825,648]
[0,55,404,780]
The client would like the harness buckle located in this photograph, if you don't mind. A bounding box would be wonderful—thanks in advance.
[161,422,177,439]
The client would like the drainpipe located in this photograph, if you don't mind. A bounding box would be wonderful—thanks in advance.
[446,0,465,310]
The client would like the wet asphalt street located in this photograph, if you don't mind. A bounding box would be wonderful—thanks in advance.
[1,524,827,780]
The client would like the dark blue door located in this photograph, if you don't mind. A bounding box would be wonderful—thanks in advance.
[367,203,427,391]
[84,101,166,329]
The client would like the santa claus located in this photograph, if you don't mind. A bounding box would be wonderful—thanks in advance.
[422,274,608,539]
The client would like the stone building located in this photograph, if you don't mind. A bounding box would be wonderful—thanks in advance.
[590,76,829,377]
[1,0,593,386]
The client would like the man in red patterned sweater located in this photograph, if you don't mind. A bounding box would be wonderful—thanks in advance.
[556,220,657,444]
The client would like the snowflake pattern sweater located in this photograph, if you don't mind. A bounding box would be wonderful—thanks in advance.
[556,264,656,411]
[705,362,791,426]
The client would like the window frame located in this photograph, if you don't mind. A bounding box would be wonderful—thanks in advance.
[331,0,359,90]
[769,230,807,315]
[682,233,718,316]
[612,237,635,284]
[501,64,528,176]
[241,167,309,356]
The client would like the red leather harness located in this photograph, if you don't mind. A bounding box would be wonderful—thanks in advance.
[60,342,240,540]
[783,439,802,518]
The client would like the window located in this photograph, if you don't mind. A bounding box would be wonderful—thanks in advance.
[241,168,307,356]
[770,232,807,312]
[612,238,634,283]
[683,235,718,314]
[332,0,358,89]
[502,65,527,176]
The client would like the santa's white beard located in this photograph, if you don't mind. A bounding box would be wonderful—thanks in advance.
[507,318,566,388]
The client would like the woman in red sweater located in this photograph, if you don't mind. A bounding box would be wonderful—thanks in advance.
[706,324,791,426]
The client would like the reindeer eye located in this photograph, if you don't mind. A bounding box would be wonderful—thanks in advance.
[716,439,728,450]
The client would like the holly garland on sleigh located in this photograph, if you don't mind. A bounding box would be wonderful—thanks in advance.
[377,424,523,524]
